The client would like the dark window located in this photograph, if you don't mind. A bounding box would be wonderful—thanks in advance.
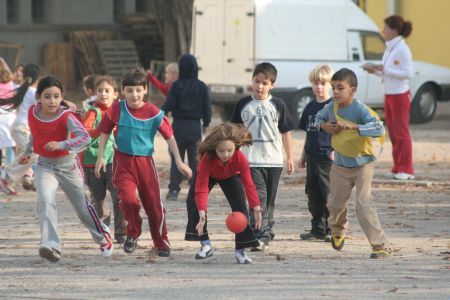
[360,32,385,61]
[32,0,46,23]
[136,0,149,13]
[7,0,18,23]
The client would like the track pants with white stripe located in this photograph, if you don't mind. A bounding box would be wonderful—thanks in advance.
[36,154,110,253]
[112,151,170,250]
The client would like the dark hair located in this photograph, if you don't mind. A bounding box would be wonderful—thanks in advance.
[331,68,358,88]
[36,75,65,96]
[199,123,252,158]
[252,62,277,83]
[384,15,412,38]
[23,64,40,85]
[0,63,41,110]
[82,74,98,91]
[95,75,118,92]
[121,68,147,88]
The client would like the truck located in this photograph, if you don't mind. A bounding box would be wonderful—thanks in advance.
[191,0,450,124]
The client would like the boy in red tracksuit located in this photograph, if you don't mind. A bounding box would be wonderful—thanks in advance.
[95,68,192,257]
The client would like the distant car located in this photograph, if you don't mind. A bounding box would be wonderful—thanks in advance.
[191,0,450,124]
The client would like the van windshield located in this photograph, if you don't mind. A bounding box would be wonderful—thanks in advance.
[361,32,385,61]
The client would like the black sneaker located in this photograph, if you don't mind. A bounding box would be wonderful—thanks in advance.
[114,234,126,244]
[123,236,138,254]
[331,234,345,251]
[157,248,171,257]
[165,190,179,201]
[300,232,326,241]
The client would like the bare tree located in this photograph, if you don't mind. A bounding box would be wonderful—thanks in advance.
[148,0,194,61]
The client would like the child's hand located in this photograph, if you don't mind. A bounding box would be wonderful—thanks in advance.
[177,162,193,179]
[18,155,30,164]
[286,158,294,175]
[322,121,343,135]
[253,206,262,230]
[298,157,306,169]
[340,122,358,130]
[94,158,106,178]
[196,210,207,235]
[44,141,61,151]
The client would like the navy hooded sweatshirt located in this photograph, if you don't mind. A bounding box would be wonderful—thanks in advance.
[161,54,212,141]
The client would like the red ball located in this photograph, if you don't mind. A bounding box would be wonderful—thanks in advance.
[226,211,248,234]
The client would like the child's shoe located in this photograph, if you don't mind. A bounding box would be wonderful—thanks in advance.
[100,233,114,257]
[39,245,61,262]
[22,175,36,191]
[165,190,179,201]
[331,234,345,251]
[157,248,171,257]
[393,172,415,180]
[300,232,325,241]
[195,244,213,259]
[250,240,266,252]
[0,169,17,196]
[370,245,392,259]
[235,250,252,264]
[124,236,138,254]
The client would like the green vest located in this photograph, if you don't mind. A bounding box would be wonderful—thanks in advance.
[83,106,115,165]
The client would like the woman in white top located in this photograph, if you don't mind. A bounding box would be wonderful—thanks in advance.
[363,15,414,180]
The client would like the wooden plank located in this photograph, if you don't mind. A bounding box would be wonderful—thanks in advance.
[97,40,141,79]
[43,42,76,90]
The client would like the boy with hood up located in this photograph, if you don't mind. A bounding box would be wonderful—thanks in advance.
[161,53,212,201]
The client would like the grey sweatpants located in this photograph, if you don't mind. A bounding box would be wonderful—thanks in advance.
[36,154,109,253]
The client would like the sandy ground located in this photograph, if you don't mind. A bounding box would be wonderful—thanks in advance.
[0,102,449,299]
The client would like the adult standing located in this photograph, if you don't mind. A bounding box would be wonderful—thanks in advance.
[363,15,414,180]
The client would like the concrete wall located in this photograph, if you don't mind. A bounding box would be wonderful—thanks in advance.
[365,0,450,69]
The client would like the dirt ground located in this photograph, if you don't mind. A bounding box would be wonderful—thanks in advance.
[0,102,449,299]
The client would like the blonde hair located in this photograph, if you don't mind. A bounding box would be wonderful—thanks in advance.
[199,123,252,158]
[166,63,179,74]
[0,58,13,83]
[308,64,334,84]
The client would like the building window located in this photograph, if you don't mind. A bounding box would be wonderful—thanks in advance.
[32,0,46,23]
[7,0,18,23]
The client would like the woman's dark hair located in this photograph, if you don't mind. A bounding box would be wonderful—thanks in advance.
[0,63,41,110]
[384,15,413,38]
[36,75,65,96]
[199,123,253,158]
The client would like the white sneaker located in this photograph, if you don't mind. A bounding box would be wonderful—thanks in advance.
[394,172,415,180]
[195,244,213,259]
[100,233,114,257]
[235,250,252,264]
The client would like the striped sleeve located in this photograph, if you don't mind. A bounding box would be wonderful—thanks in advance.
[59,114,92,153]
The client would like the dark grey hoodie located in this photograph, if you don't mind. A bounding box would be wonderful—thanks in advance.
[161,53,211,140]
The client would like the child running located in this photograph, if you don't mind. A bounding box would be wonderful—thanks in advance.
[18,75,113,262]
[81,75,126,244]
[315,68,391,259]
[185,123,262,264]
[94,68,192,257]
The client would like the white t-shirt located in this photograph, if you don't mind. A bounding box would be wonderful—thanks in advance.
[14,87,37,127]
[231,94,294,167]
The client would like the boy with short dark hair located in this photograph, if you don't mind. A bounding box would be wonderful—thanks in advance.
[82,74,98,111]
[231,62,295,250]
[95,68,192,257]
[315,68,391,259]
[298,64,334,242]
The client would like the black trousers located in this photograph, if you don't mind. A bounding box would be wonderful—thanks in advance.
[84,164,126,238]
[168,136,198,192]
[184,175,259,250]
[248,167,283,243]
[305,156,332,235]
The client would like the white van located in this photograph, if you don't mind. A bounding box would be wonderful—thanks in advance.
[191,0,450,124]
